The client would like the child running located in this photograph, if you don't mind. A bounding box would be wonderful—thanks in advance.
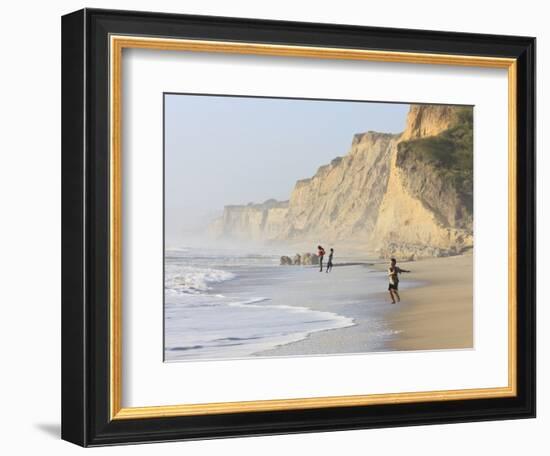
[388,258,411,303]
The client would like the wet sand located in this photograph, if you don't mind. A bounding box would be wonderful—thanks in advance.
[256,253,473,357]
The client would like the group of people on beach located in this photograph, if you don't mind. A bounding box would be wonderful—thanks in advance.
[316,245,411,304]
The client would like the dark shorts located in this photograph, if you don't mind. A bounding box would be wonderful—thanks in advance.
[388,283,399,291]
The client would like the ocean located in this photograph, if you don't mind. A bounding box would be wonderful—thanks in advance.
[164,246,398,361]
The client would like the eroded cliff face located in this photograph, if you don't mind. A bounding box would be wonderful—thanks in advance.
[400,104,460,141]
[208,104,473,258]
[208,199,289,242]
[371,105,473,258]
[280,132,397,242]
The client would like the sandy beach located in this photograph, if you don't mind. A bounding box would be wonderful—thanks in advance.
[257,253,473,357]
[383,253,473,351]
[164,247,473,360]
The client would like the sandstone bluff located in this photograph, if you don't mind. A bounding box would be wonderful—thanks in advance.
[208,104,473,259]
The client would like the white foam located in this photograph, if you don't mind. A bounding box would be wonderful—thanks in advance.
[163,247,374,361]
[165,265,236,295]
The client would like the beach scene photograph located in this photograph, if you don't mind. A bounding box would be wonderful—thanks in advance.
[164,93,474,362]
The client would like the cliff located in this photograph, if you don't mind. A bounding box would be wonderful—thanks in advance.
[208,104,473,258]
[370,105,473,258]
[280,132,397,243]
[207,199,289,242]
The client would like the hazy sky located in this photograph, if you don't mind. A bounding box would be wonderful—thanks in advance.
[165,94,409,243]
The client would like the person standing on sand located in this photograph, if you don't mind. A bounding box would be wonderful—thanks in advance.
[317,245,326,272]
[388,258,410,304]
[326,248,334,273]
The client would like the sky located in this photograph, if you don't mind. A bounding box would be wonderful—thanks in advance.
[165,94,409,243]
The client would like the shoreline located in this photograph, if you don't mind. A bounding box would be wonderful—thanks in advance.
[255,253,473,357]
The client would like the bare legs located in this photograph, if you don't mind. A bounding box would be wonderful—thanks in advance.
[389,289,401,303]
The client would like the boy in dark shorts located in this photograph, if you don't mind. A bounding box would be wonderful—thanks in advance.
[388,258,410,304]
[326,248,334,273]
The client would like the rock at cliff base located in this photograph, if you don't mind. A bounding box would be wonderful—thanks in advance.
[280,256,292,265]
[280,253,319,266]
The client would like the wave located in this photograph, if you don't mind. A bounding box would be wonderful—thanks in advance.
[227,297,272,308]
[165,265,236,295]
[163,248,365,361]
[165,294,356,361]
[227,298,354,330]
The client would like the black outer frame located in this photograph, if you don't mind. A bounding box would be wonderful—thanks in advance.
[61,8,536,447]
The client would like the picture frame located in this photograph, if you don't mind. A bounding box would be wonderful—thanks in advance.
[61,8,536,447]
